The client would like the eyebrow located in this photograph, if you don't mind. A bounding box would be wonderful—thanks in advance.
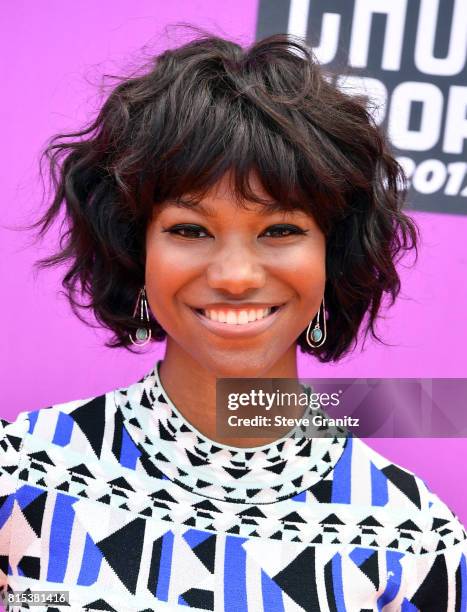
[171,199,217,217]
[168,197,300,218]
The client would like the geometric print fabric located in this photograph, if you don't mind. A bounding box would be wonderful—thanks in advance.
[0,359,466,611]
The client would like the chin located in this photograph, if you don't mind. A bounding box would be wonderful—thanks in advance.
[202,351,276,379]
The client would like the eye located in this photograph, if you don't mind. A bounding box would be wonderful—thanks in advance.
[261,224,309,238]
[162,223,309,240]
[163,224,211,239]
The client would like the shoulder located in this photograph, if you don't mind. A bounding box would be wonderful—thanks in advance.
[0,368,150,477]
[0,411,31,477]
[0,363,155,469]
[348,435,467,554]
[0,388,118,474]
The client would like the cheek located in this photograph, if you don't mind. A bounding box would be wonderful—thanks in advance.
[145,245,181,299]
[285,246,326,333]
[271,243,326,299]
[144,240,201,328]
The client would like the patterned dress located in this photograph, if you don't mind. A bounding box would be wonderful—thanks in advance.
[0,360,466,611]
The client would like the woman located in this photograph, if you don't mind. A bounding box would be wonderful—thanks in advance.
[1,33,466,611]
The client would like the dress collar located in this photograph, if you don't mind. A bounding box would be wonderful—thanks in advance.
[114,359,350,504]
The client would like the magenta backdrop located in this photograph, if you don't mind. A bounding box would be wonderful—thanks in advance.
[1,0,466,538]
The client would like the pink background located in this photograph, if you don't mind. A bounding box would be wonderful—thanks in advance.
[1,0,466,539]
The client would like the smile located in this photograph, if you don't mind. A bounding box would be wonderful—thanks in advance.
[198,306,280,324]
[189,304,286,337]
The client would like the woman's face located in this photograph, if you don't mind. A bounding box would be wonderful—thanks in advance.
[145,172,326,377]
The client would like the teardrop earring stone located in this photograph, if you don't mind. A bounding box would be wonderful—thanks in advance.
[136,328,149,342]
[311,327,323,343]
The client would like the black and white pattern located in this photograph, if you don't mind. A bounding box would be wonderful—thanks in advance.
[0,360,466,611]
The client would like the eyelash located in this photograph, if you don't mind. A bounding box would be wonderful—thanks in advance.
[163,224,309,239]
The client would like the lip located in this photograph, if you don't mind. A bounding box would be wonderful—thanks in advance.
[188,303,286,338]
[194,303,282,310]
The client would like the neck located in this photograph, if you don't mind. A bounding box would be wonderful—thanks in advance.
[157,342,300,448]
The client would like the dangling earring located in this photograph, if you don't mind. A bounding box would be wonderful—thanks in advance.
[129,286,152,346]
[306,296,327,348]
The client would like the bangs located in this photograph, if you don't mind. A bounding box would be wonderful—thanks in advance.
[138,70,347,230]
[149,97,309,212]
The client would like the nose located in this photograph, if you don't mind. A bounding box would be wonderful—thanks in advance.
[206,238,266,294]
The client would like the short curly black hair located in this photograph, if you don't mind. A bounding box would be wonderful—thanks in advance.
[29,32,419,362]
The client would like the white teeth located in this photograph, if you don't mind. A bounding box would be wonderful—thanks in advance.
[238,311,249,324]
[226,311,237,324]
[202,307,274,324]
